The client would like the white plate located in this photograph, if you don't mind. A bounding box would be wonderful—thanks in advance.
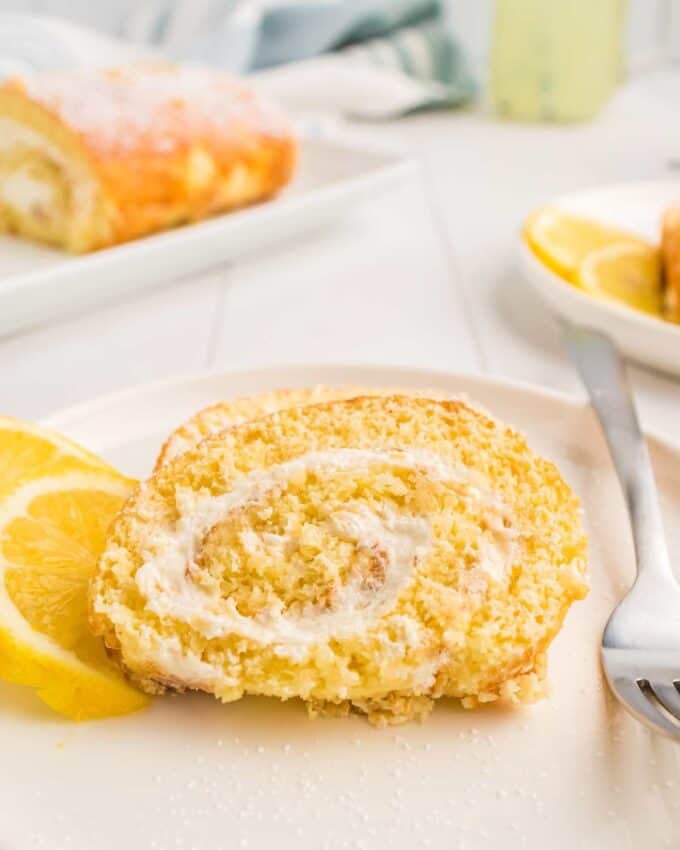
[2,365,679,850]
[519,180,680,376]
[0,133,415,339]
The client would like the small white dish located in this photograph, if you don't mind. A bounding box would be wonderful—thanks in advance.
[0,364,676,850]
[0,132,416,339]
[519,180,680,376]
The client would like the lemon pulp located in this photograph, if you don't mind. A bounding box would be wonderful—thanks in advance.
[578,242,662,316]
[0,419,148,720]
[525,208,649,282]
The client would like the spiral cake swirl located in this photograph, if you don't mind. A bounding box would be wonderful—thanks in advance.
[90,395,588,725]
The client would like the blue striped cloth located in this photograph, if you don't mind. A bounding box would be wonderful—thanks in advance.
[252,0,441,67]
[128,0,474,108]
[336,22,474,109]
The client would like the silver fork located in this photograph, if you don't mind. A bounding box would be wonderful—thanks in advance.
[564,322,680,741]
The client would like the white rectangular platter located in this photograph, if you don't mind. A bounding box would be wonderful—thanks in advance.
[0,133,416,338]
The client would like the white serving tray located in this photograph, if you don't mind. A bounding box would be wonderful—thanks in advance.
[0,131,416,338]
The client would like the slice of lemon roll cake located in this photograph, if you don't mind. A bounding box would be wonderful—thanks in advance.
[89,395,588,726]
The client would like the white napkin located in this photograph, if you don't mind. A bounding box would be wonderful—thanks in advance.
[252,54,455,121]
[0,13,149,78]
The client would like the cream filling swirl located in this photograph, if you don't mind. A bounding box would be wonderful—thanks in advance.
[135,449,519,649]
[0,117,96,217]
[0,170,55,213]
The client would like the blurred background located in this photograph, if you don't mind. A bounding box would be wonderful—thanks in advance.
[1,0,678,118]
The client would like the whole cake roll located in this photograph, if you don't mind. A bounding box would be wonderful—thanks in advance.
[0,63,296,252]
[89,395,589,726]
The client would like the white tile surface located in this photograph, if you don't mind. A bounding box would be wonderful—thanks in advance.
[212,174,481,374]
[0,271,224,419]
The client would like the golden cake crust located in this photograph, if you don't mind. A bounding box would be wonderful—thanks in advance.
[156,387,371,469]
[90,395,589,726]
[0,63,296,252]
[155,385,459,469]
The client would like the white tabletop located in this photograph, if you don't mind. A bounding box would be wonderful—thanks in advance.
[3,67,680,441]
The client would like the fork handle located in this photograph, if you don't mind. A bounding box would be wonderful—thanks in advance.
[563,322,675,587]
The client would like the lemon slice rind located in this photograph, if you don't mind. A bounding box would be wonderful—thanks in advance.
[0,471,148,720]
[0,415,118,474]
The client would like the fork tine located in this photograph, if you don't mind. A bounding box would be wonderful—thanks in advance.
[648,682,680,723]
[611,677,680,739]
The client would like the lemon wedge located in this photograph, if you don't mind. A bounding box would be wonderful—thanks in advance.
[578,242,662,316]
[0,420,148,720]
[525,209,648,282]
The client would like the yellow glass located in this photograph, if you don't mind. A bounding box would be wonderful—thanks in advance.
[490,0,626,122]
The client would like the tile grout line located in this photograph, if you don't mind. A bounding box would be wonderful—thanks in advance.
[417,161,490,374]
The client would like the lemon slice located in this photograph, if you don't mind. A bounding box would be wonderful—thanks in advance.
[525,209,649,282]
[0,415,118,499]
[0,428,149,719]
[579,242,662,316]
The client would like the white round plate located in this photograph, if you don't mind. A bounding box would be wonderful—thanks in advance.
[3,365,679,850]
[519,180,680,376]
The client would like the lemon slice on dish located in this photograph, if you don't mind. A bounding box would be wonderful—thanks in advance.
[0,420,148,720]
[524,208,648,282]
[578,242,662,316]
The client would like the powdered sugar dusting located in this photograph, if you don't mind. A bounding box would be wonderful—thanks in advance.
[15,63,292,156]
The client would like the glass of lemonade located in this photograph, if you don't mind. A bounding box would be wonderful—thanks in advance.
[490,0,627,122]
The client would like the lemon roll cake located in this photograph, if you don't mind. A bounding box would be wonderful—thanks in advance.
[90,396,589,726]
[0,63,296,252]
